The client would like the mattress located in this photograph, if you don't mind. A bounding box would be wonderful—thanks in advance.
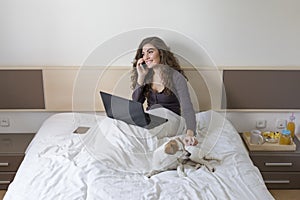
[4,109,274,200]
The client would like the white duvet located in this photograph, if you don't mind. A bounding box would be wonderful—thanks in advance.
[4,109,274,200]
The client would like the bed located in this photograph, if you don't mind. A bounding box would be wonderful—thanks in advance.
[4,108,274,200]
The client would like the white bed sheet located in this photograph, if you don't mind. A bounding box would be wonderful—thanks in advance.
[4,109,274,200]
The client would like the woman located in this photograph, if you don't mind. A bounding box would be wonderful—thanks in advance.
[131,36,198,146]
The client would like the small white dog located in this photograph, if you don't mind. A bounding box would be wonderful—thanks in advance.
[146,137,190,178]
[146,137,221,178]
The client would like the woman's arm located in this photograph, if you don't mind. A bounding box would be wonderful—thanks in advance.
[132,58,149,103]
[173,71,197,134]
[132,84,146,103]
[173,71,198,146]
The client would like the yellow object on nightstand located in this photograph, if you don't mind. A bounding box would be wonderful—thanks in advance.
[287,113,296,138]
[279,129,292,145]
[242,132,296,151]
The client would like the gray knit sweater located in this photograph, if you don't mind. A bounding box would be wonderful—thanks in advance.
[132,70,197,133]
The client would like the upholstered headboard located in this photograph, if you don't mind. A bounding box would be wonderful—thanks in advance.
[0,69,45,109]
[43,66,214,112]
[221,67,300,111]
[2,66,299,112]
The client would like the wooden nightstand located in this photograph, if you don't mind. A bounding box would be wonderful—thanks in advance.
[0,133,35,190]
[242,134,300,189]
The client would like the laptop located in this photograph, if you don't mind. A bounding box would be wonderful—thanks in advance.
[100,91,168,129]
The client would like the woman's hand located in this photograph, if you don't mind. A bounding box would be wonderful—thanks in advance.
[183,129,198,146]
[136,58,149,85]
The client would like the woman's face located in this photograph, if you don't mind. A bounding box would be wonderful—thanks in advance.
[142,43,160,68]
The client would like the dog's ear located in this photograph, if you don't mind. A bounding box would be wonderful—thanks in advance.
[164,140,179,155]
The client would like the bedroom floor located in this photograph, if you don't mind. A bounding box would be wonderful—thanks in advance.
[269,190,300,200]
[1,190,300,199]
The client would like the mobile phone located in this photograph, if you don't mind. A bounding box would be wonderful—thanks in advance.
[73,126,90,134]
[141,62,147,69]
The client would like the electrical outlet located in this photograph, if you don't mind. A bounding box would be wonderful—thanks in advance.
[276,119,286,129]
[256,120,267,128]
[0,117,10,127]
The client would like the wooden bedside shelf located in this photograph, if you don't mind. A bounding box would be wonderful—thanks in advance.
[241,133,300,189]
[242,132,296,151]
[0,133,35,190]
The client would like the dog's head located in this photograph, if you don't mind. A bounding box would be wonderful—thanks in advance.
[164,138,191,158]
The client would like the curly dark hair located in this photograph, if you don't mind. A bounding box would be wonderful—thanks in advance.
[130,36,186,96]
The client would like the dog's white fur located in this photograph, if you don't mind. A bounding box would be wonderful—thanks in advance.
[185,145,222,172]
[146,137,190,178]
[146,137,221,178]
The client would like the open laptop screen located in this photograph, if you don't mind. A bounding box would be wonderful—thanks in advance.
[100,91,148,126]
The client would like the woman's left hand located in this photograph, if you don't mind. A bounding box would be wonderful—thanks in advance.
[183,130,198,146]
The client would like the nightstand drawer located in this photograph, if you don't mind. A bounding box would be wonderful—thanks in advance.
[250,155,300,172]
[0,133,35,153]
[0,155,24,172]
[0,172,16,190]
[261,172,300,189]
